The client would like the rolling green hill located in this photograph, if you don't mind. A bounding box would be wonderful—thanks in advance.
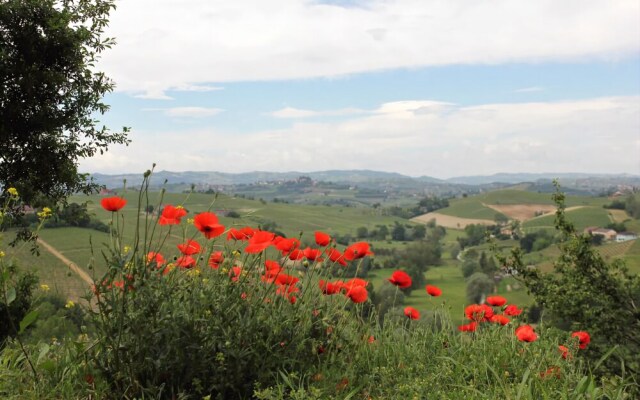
[522,206,612,232]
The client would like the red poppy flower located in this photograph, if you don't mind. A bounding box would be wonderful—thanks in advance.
[101,196,127,212]
[264,259,281,273]
[558,345,571,359]
[515,325,538,342]
[458,322,479,332]
[177,239,201,255]
[315,231,331,246]
[276,283,300,297]
[465,304,494,322]
[176,255,196,269]
[388,270,412,289]
[425,285,442,297]
[504,304,523,316]
[345,285,368,303]
[343,278,368,291]
[325,248,347,266]
[245,230,275,253]
[194,212,225,239]
[404,306,420,320]
[227,228,243,240]
[227,226,254,241]
[368,335,376,344]
[229,266,242,281]
[539,366,561,379]
[319,280,341,295]
[286,248,303,260]
[486,296,507,307]
[146,252,165,267]
[571,331,590,350]
[208,251,224,269]
[489,314,510,325]
[275,273,299,286]
[343,242,374,261]
[159,205,187,225]
[275,237,300,254]
[303,247,324,261]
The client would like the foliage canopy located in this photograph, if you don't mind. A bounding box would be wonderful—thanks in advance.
[0,0,129,204]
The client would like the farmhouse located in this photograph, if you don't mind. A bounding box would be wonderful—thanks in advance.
[584,227,617,241]
[616,232,638,242]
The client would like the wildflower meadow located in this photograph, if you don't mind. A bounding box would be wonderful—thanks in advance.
[0,173,637,399]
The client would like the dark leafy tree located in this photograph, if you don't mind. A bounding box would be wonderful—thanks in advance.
[465,272,494,304]
[0,0,129,205]
[391,222,406,241]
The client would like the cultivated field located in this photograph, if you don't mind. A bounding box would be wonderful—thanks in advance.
[522,206,612,233]
[411,212,494,229]
[483,203,557,221]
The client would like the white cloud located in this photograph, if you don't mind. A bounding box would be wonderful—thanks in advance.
[270,106,367,118]
[143,107,224,118]
[81,96,640,178]
[100,0,640,96]
[170,84,224,92]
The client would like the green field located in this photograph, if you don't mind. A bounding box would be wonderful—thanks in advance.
[436,198,500,220]
[368,263,532,325]
[522,206,612,232]
[436,189,609,221]
[2,232,88,301]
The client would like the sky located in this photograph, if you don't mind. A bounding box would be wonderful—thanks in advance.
[81,0,640,179]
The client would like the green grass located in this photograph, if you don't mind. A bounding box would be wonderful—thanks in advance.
[436,198,498,220]
[2,232,87,301]
[623,239,640,274]
[522,206,611,232]
[435,190,609,221]
[368,262,532,325]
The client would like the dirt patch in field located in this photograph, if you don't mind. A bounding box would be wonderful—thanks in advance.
[607,209,630,223]
[483,203,557,221]
[411,212,494,229]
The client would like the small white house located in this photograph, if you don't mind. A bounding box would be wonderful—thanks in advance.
[616,232,638,242]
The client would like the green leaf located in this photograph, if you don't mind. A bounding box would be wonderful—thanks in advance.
[6,287,16,305]
[37,343,50,365]
[39,360,56,373]
[19,310,39,334]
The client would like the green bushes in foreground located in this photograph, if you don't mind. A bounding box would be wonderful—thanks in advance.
[0,179,638,399]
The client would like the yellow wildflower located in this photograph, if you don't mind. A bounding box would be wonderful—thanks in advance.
[65,300,75,309]
[7,187,18,197]
[37,207,53,220]
[123,246,131,254]
[0,251,5,258]
[40,284,50,292]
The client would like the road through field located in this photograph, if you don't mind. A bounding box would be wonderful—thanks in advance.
[37,238,93,286]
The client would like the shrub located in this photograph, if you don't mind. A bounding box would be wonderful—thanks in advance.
[497,183,640,378]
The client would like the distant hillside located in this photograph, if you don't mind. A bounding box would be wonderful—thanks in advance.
[92,169,422,188]
[90,169,639,195]
[446,172,640,192]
